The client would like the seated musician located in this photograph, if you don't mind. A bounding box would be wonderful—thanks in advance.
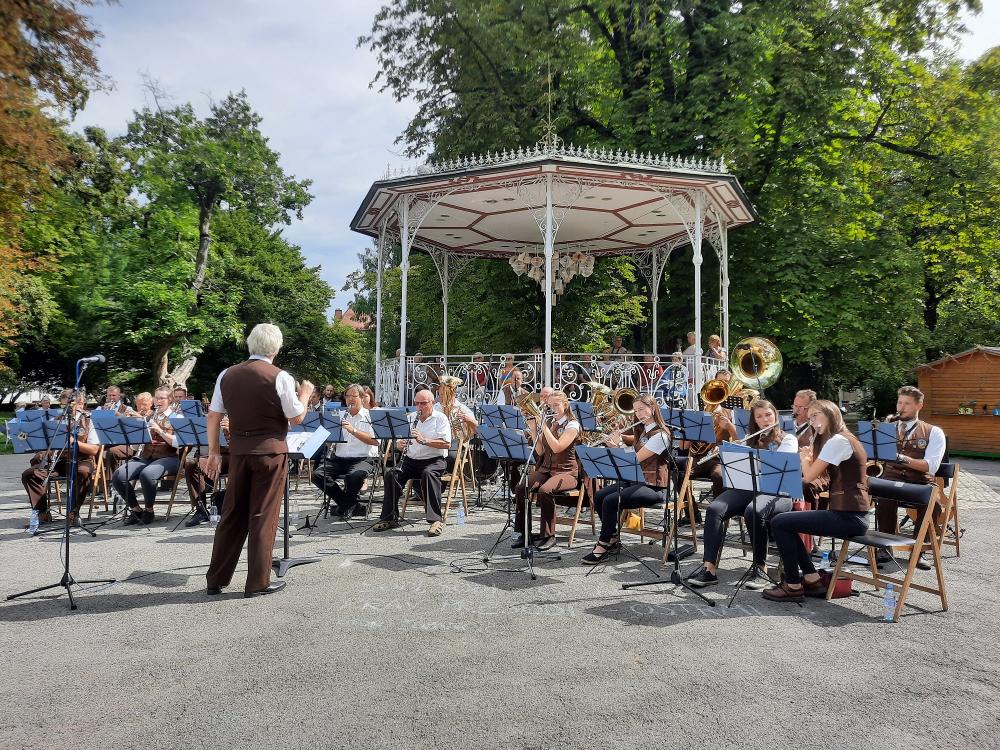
[132,392,153,417]
[362,386,377,409]
[763,399,870,602]
[22,389,98,528]
[183,416,231,527]
[171,385,188,408]
[321,384,337,409]
[512,390,580,551]
[583,394,671,565]
[307,390,323,411]
[792,389,829,507]
[496,356,523,405]
[111,386,179,525]
[872,385,945,566]
[687,399,799,590]
[311,384,378,518]
[372,388,452,536]
[102,385,129,413]
[436,375,478,470]
[682,400,738,502]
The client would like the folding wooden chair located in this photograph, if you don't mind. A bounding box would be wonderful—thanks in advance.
[935,463,962,556]
[553,476,595,548]
[661,457,700,562]
[441,441,472,523]
[85,448,111,520]
[827,482,950,622]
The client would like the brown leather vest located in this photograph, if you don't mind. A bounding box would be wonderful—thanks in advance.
[221,359,289,455]
[140,409,177,461]
[826,430,870,513]
[632,423,670,488]
[880,420,934,485]
[539,417,578,474]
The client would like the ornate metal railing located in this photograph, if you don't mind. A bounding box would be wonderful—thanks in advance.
[376,353,726,408]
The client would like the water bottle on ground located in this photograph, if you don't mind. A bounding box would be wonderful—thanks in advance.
[290,495,300,528]
[820,550,830,570]
[209,504,221,526]
[883,583,897,621]
[28,509,39,535]
[456,504,466,526]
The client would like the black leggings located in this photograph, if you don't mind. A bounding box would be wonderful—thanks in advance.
[770,510,869,584]
[594,483,666,543]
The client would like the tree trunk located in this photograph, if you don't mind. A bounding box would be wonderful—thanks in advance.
[191,202,213,302]
[153,334,181,387]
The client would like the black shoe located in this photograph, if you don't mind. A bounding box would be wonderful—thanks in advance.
[244,580,286,598]
[915,554,931,571]
[581,541,617,566]
[875,549,894,567]
[123,508,144,526]
[511,533,531,549]
[350,503,367,518]
[687,566,719,588]
[141,509,155,525]
[186,507,210,527]
[206,586,224,595]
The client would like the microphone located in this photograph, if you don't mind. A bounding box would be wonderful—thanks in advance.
[79,354,106,365]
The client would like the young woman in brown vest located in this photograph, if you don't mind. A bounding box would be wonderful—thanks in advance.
[582,394,671,565]
[763,399,870,603]
[513,390,580,550]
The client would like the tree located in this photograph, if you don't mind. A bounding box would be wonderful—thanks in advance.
[120,89,313,384]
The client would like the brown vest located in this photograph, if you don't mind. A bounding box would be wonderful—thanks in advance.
[140,409,177,461]
[880,420,934,485]
[632,423,670,488]
[539,417,578,474]
[826,430,870,513]
[221,359,289,455]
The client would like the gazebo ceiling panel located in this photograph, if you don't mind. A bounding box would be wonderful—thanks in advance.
[352,154,757,257]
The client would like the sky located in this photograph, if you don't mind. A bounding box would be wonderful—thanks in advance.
[73,1,998,317]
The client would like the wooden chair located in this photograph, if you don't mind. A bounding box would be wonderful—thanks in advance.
[553,477,595,548]
[660,458,700,562]
[935,463,962,556]
[826,482,951,622]
[85,448,111,520]
[440,441,472,523]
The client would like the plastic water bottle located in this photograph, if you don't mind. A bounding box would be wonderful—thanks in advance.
[290,496,300,528]
[883,584,897,621]
[820,550,830,570]
[28,509,39,535]
[209,504,221,526]
[456,505,466,526]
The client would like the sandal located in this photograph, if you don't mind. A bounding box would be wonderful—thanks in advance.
[427,521,443,537]
[581,540,617,566]
[372,519,399,532]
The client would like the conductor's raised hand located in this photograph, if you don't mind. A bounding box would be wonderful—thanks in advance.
[298,379,315,400]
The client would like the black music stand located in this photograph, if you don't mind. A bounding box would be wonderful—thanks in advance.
[8,419,69,532]
[30,418,106,538]
[622,411,715,604]
[7,360,115,610]
[90,415,151,522]
[360,409,413,533]
[732,408,751,439]
[299,411,351,532]
[167,415,226,531]
[576,445,660,578]
[569,401,599,433]
[719,443,803,606]
[273,426,328,577]
[857,420,899,468]
[478,405,526,508]
[177,399,205,418]
[480,426,531,563]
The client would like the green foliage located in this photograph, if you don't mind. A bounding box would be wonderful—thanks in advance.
[359,0,998,397]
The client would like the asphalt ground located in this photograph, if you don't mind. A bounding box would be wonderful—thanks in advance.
[1,453,999,750]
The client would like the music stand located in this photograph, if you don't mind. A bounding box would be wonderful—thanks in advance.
[7,359,115,610]
[857,420,899,467]
[178,399,204,418]
[733,408,751,439]
[480,426,531,562]
[622,410,715,605]
[272,426,329,577]
[719,442,803,606]
[167,416,226,531]
[299,411,352,531]
[90,415,151,521]
[360,409,413,533]
[570,401,599,433]
[576,445,660,578]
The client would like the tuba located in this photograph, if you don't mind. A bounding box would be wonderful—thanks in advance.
[730,337,782,391]
[515,392,546,422]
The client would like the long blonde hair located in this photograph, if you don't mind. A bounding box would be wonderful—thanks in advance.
[809,399,847,457]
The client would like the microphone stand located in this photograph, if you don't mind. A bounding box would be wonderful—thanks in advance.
[7,359,116,610]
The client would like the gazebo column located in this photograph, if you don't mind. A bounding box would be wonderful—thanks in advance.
[720,218,730,352]
[543,174,554,387]
[692,191,704,396]
[442,252,449,359]
[398,200,410,406]
[374,234,384,403]
[650,247,660,355]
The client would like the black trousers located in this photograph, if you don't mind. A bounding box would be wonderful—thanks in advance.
[771,510,869,584]
[311,456,373,511]
[594,482,666,543]
[380,456,447,523]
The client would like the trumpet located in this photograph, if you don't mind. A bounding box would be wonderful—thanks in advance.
[585,420,644,447]
[696,423,776,465]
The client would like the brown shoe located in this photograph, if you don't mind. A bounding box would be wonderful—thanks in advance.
[802,578,827,598]
[762,582,805,603]
[39,511,53,524]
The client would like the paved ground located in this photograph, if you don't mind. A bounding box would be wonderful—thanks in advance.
[1,453,999,750]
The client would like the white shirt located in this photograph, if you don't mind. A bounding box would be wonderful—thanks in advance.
[633,423,670,455]
[818,433,854,465]
[335,407,378,459]
[899,418,946,474]
[406,409,452,460]
[435,401,475,422]
[208,355,303,419]
[682,345,700,356]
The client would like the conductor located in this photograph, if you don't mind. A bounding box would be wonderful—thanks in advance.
[203,323,314,598]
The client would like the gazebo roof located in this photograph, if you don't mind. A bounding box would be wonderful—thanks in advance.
[350,143,757,259]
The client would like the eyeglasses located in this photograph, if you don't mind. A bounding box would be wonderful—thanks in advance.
[414,400,433,405]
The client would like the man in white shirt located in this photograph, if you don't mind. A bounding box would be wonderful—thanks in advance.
[373,388,452,537]
[311,384,378,518]
[682,331,700,356]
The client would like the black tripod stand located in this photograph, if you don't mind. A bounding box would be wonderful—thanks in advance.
[273,436,325,577]
[7,358,115,610]
[480,427,529,562]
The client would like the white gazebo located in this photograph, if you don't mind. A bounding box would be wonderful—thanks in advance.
[350,135,757,406]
